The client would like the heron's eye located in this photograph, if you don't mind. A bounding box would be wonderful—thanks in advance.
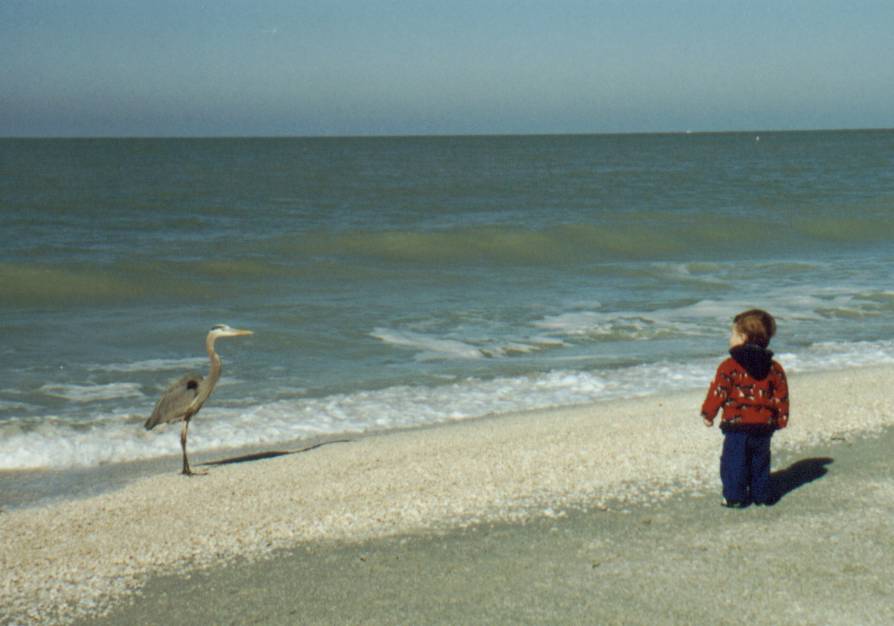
[187,380,199,390]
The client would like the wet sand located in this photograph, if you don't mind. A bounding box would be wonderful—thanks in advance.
[2,366,893,625]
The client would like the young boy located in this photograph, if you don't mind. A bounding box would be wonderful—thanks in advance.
[701,309,789,508]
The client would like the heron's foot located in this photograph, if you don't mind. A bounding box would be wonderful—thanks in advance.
[181,467,208,477]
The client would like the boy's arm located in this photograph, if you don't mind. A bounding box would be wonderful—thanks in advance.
[700,361,731,426]
[771,363,790,429]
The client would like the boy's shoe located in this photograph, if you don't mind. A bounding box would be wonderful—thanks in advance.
[721,499,748,509]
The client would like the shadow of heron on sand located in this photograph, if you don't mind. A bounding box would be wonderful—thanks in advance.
[199,439,353,467]
[769,457,833,504]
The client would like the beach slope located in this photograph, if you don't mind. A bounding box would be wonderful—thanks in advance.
[2,366,893,624]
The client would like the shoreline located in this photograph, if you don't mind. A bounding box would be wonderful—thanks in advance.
[0,432,359,513]
[3,365,894,624]
[0,360,883,512]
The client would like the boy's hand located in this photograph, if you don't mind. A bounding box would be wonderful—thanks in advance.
[703,417,714,427]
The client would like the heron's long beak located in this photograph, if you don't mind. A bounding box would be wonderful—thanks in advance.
[232,329,253,337]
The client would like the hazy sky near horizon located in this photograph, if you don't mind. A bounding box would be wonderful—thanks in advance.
[2,1,892,137]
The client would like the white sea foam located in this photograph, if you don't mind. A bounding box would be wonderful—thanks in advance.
[535,287,894,346]
[535,309,709,341]
[3,339,894,470]
[38,383,146,403]
[370,327,561,360]
[778,340,894,372]
[0,361,713,470]
[0,399,32,412]
[371,328,485,360]
[88,357,208,373]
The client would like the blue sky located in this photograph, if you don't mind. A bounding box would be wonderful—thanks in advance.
[2,0,892,137]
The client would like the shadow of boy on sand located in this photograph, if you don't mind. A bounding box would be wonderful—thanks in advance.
[769,457,833,504]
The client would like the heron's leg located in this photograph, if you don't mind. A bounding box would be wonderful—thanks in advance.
[179,420,206,476]
[180,420,193,476]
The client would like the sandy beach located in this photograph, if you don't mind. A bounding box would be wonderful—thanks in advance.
[3,366,894,625]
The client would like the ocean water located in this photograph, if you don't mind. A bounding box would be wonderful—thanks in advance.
[1,131,893,471]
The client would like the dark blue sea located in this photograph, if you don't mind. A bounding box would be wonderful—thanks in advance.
[2,131,893,471]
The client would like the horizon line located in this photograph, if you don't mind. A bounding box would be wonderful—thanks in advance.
[2,126,892,141]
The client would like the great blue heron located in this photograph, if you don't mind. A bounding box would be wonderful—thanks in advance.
[144,324,253,475]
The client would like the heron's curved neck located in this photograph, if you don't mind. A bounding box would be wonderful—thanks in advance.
[205,334,223,388]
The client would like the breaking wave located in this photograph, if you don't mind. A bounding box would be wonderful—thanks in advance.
[3,338,894,470]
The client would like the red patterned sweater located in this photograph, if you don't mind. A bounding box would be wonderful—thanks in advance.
[701,344,789,433]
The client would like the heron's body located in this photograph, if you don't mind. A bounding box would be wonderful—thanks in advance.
[144,372,207,429]
[144,324,252,475]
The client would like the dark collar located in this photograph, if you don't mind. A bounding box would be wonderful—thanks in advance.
[729,344,773,380]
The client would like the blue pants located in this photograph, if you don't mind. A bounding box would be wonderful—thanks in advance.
[720,431,773,504]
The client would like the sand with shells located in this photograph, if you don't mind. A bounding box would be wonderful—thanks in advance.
[2,365,894,624]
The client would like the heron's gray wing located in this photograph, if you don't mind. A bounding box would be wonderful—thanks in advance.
[144,372,204,430]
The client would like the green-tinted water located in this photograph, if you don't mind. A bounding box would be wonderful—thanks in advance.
[1,131,893,471]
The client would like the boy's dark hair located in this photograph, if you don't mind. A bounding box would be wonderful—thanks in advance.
[733,309,776,348]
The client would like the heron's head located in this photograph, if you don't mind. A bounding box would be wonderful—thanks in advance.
[208,324,254,339]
